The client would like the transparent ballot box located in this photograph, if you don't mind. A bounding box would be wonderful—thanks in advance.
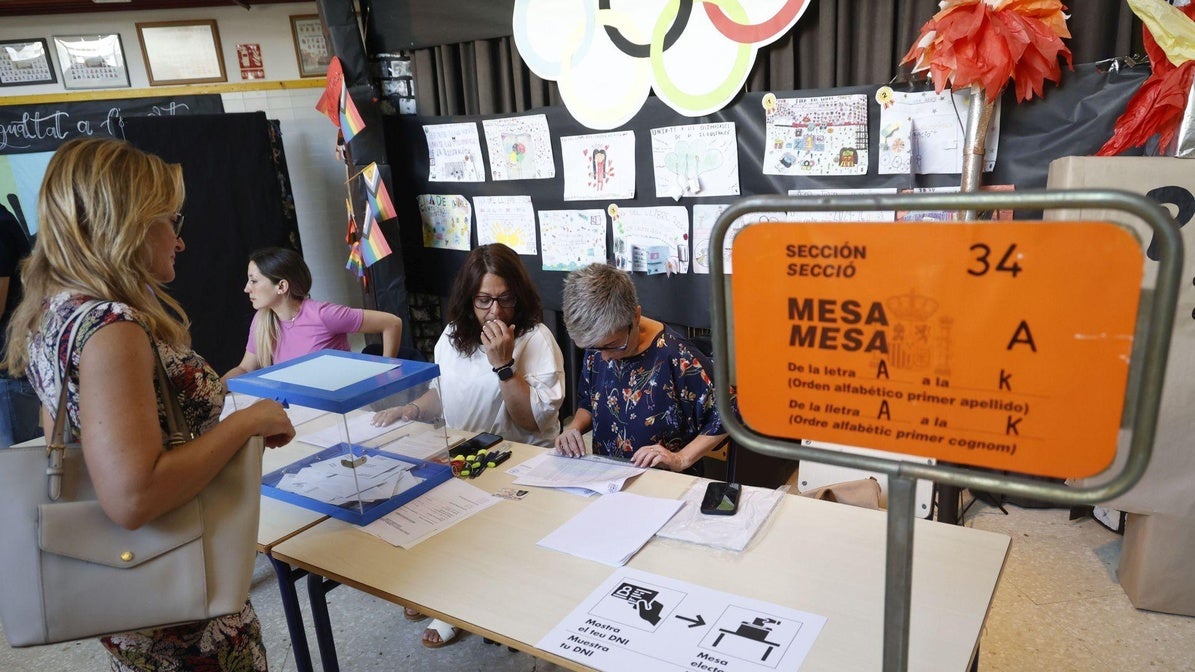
[226,349,453,525]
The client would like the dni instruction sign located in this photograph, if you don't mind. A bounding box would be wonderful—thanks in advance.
[730,221,1144,479]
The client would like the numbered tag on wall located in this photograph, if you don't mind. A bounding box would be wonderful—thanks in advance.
[729,221,1144,479]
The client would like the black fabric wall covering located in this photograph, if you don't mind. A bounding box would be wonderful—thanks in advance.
[123,112,299,374]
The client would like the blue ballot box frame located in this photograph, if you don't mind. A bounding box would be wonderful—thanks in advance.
[227,349,451,525]
[261,444,453,525]
[226,349,441,414]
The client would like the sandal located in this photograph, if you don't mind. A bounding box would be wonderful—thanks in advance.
[422,619,460,649]
[404,607,427,622]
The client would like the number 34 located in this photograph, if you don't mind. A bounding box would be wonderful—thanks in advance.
[968,243,1022,277]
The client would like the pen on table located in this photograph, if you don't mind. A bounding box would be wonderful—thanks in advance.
[468,447,493,479]
[487,449,512,469]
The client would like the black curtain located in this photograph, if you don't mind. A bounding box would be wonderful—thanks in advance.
[122,113,299,373]
[396,0,1145,118]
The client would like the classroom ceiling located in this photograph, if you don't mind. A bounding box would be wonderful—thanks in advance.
[0,0,299,17]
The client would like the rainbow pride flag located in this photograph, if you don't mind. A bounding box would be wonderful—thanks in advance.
[316,57,344,128]
[339,83,366,142]
[346,241,365,278]
[362,162,397,221]
[361,224,393,267]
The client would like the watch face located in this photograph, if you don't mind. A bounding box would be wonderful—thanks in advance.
[498,366,515,381]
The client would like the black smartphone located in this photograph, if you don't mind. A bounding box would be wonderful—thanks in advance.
[700,481,741,516]
[450,432,503,458]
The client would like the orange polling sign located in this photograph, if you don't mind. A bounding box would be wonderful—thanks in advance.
[730,221,1144,479]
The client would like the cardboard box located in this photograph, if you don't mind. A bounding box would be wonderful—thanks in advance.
[1119,513,1195,617]
[1047,156,1195,518]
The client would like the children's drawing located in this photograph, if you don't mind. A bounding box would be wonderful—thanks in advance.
[609,205,688,276]
[482,115,555,181]
[878,89,1000,175]
[762,94,869,176]
[896,185,1014,221]
[424,122,486,182]
[787,188,898,222]
[650,122,740,199]
[474,195,538,255]
[539,209,607,271]
[561,131,636,201]
[416,193,472,251]
[692,205,783,274]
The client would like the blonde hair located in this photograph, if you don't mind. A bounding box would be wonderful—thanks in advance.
[4,137,190,375]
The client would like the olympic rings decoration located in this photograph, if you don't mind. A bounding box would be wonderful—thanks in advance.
[599,0,693,58]
[512,0,812,129]
[703,0,811,44]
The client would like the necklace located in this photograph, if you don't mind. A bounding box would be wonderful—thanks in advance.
[278,302,302,327]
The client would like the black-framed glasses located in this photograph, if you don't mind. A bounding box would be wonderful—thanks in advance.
[474,293,517,310]
[592,323,633,352]
[170,212,185,237]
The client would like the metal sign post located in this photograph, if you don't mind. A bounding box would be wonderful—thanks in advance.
[709,189,1180,672]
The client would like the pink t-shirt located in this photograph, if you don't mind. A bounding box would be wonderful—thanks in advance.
[246,299,363,364]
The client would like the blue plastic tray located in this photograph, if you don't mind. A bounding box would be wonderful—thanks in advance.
[261,444,453,526]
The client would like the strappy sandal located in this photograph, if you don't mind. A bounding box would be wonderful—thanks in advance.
[403,607,427,622]
[422,619,460,648]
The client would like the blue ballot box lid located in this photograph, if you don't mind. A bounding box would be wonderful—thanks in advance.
[226,349,441,414]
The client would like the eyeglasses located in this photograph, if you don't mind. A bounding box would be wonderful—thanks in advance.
[592,323,633,352]
[473,293,517,310]
[170,212,185,237]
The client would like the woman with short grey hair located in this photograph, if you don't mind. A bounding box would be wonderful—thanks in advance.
[557,263,728,473]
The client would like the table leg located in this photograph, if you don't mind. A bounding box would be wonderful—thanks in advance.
[936,484,962,525]
[306,572,343,672]
[266,554,315,672]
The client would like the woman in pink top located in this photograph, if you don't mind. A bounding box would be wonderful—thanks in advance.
[222,247,402,379]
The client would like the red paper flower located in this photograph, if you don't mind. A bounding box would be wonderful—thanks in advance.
[1097,2,1195,156]
[902,0,1073,103]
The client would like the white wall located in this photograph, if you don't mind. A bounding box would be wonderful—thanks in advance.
[0,2,361,310]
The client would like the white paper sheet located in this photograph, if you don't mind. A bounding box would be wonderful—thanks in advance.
[275,453,415,505]
[297,412,413,448]
[513,453,647,495]
[258,355,398,391]
[538,568,826,672]
[360,478,499,549]
[537,492,683,566]
[656,481,785,552]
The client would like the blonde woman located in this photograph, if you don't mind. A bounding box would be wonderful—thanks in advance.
[5,137,295,670]
[223,247,403,379]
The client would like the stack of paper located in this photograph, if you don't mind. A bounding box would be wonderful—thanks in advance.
[656,480,785,552]
[512,453,647,495]
[538,492,683,566]
[275,453,417,505]
[362,478,500,549]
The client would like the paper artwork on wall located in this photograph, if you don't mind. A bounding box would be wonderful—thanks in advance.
[482,114,556,181]
[511,0,812,129]
[787,188,898,221]
[693,203,759,275]
[474,195,538,255]
[423,122,486,182]
[878,89,1000,175]
[650,121,740,200]
[762,94,869,176]
[895,185,1015,222]
[539,209,608,272]
[560,131,636,201]
[610,205,689,275]
[416,194,472,250]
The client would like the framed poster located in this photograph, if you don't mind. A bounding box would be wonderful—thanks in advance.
[136,19,227,86]
[52,34,130,89]
[0,38,56,87]
[290,14,330,77]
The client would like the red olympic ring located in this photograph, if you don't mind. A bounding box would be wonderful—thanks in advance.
[703,0,810,43]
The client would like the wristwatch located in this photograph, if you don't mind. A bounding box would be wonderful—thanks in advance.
[493,359,516,382]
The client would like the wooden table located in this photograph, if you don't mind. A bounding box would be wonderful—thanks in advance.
[271,442,1011,672]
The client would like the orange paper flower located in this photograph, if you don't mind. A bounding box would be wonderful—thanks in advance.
[1097,1,1195,156]
[902,0,1073,103]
